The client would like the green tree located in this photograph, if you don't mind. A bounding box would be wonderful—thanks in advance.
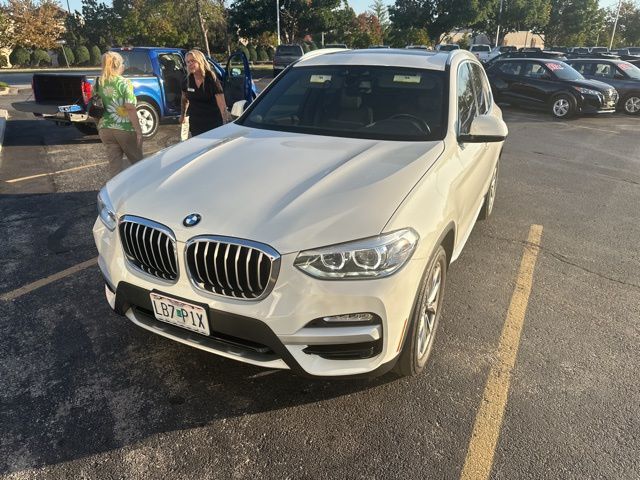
[10,47,31,67]
[31,48,51,66]
[369,0,390,41]
[542,0,600,47]
[389,0,494,43]
[90,45,102,66]
[59,45,74,66]
[247,44,258,62]
[257,46,269,61]
[75,45,90,65]
[388,26,430,47]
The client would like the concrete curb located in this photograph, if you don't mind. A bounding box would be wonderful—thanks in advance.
[0,109,7,156]
[0,86,31,96]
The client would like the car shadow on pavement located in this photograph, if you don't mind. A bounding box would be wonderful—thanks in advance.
[0,191,399,475]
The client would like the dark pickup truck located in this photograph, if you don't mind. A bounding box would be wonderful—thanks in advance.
[13,47,255,138]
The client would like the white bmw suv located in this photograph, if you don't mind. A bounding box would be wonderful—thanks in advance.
[94,49,507,378]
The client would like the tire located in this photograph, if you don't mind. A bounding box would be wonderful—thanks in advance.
[395,245,447,377]
[136,101,159,138]
[550,94,576,119]
[74,123,98,135]
[478,162,499,221]
[622,94,640,115]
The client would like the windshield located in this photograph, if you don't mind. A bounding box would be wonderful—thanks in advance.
[239,66,446,141]
[628,47,640,54]
[619,62,640,79]
[546,62,584,81]
[439,45,459,51]
[591,47,608,53]
[471,45,490,52]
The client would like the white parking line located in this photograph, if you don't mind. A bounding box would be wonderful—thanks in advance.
[5,161,107,184]
[556,123,620,134]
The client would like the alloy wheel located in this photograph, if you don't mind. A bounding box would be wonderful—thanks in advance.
[553,98,570,117]
[416,262,442,361]
[625,96,640,114]
[137,109,155,135]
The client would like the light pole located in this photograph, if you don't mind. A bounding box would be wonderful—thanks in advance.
[609,0,623,50]
[495,0,504,48]
[276,0,281,46]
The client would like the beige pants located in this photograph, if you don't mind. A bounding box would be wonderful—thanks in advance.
[99,128,143,177]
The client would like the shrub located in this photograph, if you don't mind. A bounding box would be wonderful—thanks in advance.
[257,47,269,62]
[266,46,275,61]
[59,46,75,66]
[31,49,51,67]
[247,45,258,62]
[0,81,9,88]
[0,55,8,68]
[75,46,90,66]
[90,45,102,66]
[239,45,249,60]
[10,47,30,67]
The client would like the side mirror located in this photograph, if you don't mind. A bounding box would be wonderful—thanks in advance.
[231,100,247,118]
[458,114,508,143]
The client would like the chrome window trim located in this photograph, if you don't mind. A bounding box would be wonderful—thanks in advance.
[118,215,179,285]
[184,235,281,302]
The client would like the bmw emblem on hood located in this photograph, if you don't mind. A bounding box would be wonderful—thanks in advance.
[183,213,201,227]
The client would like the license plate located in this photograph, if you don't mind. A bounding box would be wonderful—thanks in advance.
[150,292,210,336]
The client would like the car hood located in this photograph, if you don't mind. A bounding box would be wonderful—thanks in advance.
[108,124,444,254]
[569,78,616,91]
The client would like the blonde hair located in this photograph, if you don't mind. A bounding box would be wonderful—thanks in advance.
[99,51,124,86]
[186,49,214,78]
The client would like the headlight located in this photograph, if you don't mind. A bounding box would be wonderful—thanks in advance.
[573,86,601,96]
[97,187,117,231]
[294,229,419,279]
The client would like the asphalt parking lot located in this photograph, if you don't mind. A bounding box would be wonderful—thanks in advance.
[1,91,639,479]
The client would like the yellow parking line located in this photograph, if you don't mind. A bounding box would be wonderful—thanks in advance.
[460,225,543,480]
[5,162,108,184]
[0,257,98,302]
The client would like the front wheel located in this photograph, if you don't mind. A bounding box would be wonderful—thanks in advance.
[622,94,640,115]
[478,163,498,221]
[550,94,576,119]
[136,101,159,138]
[395,245,447,377]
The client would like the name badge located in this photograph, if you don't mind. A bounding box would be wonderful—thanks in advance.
[187,88,195,92]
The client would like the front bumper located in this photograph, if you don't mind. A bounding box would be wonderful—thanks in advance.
[578,93,618,114]
[94,218,426,377]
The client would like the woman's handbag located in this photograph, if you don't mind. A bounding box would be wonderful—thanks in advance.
[87,79,104,119]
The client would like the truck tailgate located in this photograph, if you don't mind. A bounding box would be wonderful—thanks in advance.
[32,74,87,104]
[11,101,59,115]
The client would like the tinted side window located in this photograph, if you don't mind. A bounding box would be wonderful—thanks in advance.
[498,62,522,76]
[594,63,614,78]
[571,62,591,75]
[457,63,478,135]
[119,51,153,76]
[522,62,549,79]
[470,63,490,114]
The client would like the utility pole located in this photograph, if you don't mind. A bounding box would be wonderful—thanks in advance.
[609,0,623,50]
[276,0,281,46]
[494,0,504,48]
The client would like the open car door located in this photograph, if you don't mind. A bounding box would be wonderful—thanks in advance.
[224,51,254,108]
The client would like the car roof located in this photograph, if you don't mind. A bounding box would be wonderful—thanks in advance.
[565,58,623,63]
[294,48,473,71]
[496,57,564,63]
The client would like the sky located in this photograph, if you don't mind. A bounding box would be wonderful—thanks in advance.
[62,0,621,17]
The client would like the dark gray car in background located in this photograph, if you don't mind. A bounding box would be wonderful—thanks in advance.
[273,44,304,77]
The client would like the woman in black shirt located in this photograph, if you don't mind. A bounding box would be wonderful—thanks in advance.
[180,49,228,137]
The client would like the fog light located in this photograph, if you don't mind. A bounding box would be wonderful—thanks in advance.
[322,313,374,323]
